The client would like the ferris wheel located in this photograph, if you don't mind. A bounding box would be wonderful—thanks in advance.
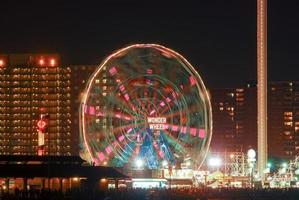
[79,44,212,170]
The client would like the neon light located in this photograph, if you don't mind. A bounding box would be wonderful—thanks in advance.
[159,101,165,107]
[181,126,187,134]
[89,106,95,115]
[37,120,46,130]
[190,128,197,136]
[146,69,153,74]
[105,146,112,155]
[118,135,125,142]
[119,84,125,92]
[172,125,179,132]
[189,75,196,86]
[199,129,205,138]
[149,110,156,115]
[98,152,105,161]
[159,150,164,158]
[80,44,213,168]
[109,66,117,76]
[124,116,131,121]
[127,128,132,133]
[124,93,130,101]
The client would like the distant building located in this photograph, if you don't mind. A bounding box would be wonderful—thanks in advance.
[0,54,71,155]
[210,87,249,153]
[210,81,299,160]
[70,65,97,155]
[268,81,299,159]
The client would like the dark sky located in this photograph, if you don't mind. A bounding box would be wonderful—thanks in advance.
[1,0,299,88]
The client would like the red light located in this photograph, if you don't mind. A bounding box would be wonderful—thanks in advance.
[39,59,45,66]
[0,59,4,67]
[37,119,47,130]
[50,58,56,66]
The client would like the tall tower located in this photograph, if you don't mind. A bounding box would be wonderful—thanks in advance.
[257,0,267,178]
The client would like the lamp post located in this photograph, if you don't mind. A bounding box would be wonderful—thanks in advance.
[247,149,256,187]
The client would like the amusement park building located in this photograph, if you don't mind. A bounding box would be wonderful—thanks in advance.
[0,54,72,156]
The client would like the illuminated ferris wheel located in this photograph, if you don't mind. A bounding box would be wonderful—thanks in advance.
[79,44,212,170]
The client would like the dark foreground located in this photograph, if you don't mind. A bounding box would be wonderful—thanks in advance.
[1,188,299,200]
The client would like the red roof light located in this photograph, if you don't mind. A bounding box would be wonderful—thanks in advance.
[0,59,4,67]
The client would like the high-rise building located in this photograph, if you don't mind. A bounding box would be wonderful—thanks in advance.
[210,88,247,153]
[71,65,97,155]
[0,54,71,155]
[211,81,299,161]
[268,81,299,159]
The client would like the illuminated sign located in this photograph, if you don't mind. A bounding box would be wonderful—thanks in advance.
[37,120,47,130]
[147,117,166,130]
[38,131,44,146]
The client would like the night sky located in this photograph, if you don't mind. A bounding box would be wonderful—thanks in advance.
[1,0,299,88]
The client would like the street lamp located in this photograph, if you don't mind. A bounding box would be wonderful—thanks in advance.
[208,157,222,169]
[247,149,256,187]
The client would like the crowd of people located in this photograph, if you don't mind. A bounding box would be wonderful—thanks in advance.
[1,187,299,200]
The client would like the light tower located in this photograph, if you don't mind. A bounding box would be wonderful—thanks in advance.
[257,0,267,179]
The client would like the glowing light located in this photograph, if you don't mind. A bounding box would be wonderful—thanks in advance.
[39,59,44,66]
[105,146,112,155]
[109,66,117,76]
[98,152,105,161]
[73,177,79,182]
[136,158,143,168]
[50,58,56,66]
[208,157,222,167]
[181,126,187,134]
[172,125,179,132]
[162,160,168,167]
[267,163,271,168]
[0,59,4,67]
[247,149,256,159]
[190,128,197,136]
[199,129,205,138]
[37,120,46,130]
[282,162,288,168]
[189,75,197,86]
[79,44,212,170]
[118,135,125,142]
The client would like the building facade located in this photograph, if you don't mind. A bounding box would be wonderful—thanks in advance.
[71,65,97,155]
[0,54,71,155]
[210,87,248,153]
[211,81,299,160]
[268,81,299,159]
